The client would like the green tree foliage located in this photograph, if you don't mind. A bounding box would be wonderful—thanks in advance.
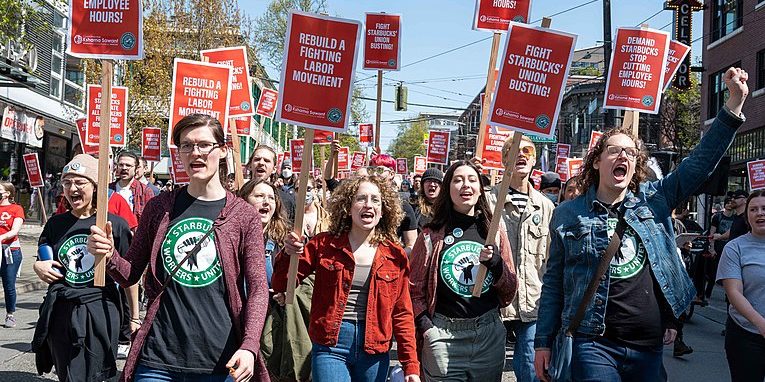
[388,119,428,171]
[657,73,701,161]
[253,0,327,69]
[0,0,45,43]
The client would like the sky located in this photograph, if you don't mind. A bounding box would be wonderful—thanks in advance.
[237,0,704,151]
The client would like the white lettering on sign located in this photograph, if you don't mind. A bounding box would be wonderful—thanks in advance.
[292,32,347,89]
[617,36,660,89]
[504,44,564,98]
[82,0,130,23]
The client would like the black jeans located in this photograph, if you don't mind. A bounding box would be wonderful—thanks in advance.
[692,254,718,298]
[725,318,765,382]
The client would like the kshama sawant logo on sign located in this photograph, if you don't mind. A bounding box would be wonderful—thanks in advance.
[67,0,144,59]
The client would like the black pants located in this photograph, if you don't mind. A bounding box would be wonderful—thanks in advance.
[725,318,765,382]
[118,287,131,344]
[692,254,718,298]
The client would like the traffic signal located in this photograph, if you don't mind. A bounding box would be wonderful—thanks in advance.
[395,83,407,111]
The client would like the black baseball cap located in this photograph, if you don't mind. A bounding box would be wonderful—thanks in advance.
[731,190,749,199]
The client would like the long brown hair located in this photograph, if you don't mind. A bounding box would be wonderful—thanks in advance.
[427,161,493,233]
[237,179,290,247]
[577,127,650,194]
[416,186,435,218]
[0,181,16,204]
[326,175,403,245]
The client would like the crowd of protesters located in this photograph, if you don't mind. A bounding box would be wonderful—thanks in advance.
[6,66,759,382]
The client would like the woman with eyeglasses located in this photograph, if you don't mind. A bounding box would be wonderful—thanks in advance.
[272,175,421,382]
[0,181,24,329]
[88,114,270,382]
[31,154,133,382]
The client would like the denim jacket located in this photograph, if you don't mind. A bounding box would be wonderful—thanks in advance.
[534,108,744,349]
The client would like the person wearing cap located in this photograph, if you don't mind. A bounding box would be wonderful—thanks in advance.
[413,168,443,232]
[31,154,133,382]
[539,172,562,205]
[715,190,750,245]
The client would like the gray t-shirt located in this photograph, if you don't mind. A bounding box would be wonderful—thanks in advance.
[716,233,765,334]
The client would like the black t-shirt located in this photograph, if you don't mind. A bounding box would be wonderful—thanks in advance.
[140,189,236,373]
[729,212,748,241]
[435,212,499,318]
[396,197,418,242]
[711,212,735,254]
[39,212,131,289]
[279,187,296,224]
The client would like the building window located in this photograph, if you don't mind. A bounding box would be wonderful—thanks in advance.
[757,49,765,90]
[50,32,64,99]
[711,0,742,42]
[708,64,739,118]
[49,76,61,98]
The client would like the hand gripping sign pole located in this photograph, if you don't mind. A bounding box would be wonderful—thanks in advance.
[474,33,502,159]
[472,17,553,297]
[94,60,113,287]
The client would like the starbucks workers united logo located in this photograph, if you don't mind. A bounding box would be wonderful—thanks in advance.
[439,240,494,297]
[58,234,96,284]
[161,217,222,287]
[609,227,647,279]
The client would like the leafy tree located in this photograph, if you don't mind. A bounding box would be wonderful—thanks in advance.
[656,73,702,161]
[0,0,46,43]
[253,0,327,69]
[388,119,428,171]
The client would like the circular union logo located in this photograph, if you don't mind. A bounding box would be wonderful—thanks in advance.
[608,94,616,100]
[120,32,136,50]
[388,59,396,67]
[327,108,343,123]
[609,229,646,279]
[240,101,251,111]
[641,95,654,107]
[439,240,494,297]
[480,15,487,22]
[58,234,95,284]
[495,108,504,116]
[285,104,293,112]
[74,35,82,44]
[535,114,551,129]
[161,217,222,288]
[114,134,123,143]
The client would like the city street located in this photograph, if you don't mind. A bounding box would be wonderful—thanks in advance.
[0,228,731,381]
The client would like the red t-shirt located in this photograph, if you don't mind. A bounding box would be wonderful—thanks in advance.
[54,193,138,230]
[0,204,25,248]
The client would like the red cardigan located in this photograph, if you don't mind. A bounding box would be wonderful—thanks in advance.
[107,188,270,381]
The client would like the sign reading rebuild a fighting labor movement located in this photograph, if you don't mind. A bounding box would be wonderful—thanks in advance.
[427,130,450,165]
[22,153,44,188]
[141,127,161,162]
[68,0,143,59]
[473,0,532,31]
[364,13,401,70]
[481,126,513,171]
[255,88,279,118]
[85,84,128,147]
[604,27,670,114]
[277,11,361,133]
[200,46,254,117]
[169,147,190,184]
[168,59,233,147]
[337,147,350,171]
[662,40,691,91]
[489,23,576,138]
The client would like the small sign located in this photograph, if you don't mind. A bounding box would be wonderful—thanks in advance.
[141,127,162,162]
[22,153,43,188]
[85,84,129,147]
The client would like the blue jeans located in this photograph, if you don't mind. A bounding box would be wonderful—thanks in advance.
[509,320,539,382]
[571,337,665,382]
[312,320,390,382]
[134,363,234,382]
[1,248,22,313]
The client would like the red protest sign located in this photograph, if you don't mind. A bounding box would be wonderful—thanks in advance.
[414,156,427,175]
[141,127,161,162]
[364,13,402,70]
[255,88,279,118]
[473,0,532,32]
[396,158,408,174]
[489,23,576,138]
[233,116,252,137]
[351,151,366,171]
[588,131,603,154]
[277,11,361,133]
[22,153,44,188]
[530,169,544,190]
[168,58,233,147]
[427,130,451,165]
[200,46,254,117]
[290,139,305,173]
[75,118,99,155]
[556,157,569,181]
[603,27,670,114]
[747,159,765,191]
[67,0,143,59]
[567,158,584,178]
[277,152,285,172]
[662,40,691,91]
[313,130,334,144]
[169,147,190,184]
[359,123,374,146]
[338,147,350,171]
[482,126,513,171]
[85,84,128,147]
[556,143,570,160]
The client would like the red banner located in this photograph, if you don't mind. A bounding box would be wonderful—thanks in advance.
[67,0,143,59]
[85,84,128,147]
[232,116,252,137]
[556,143,570,160]
[255,88,279,118]
[359,123,374,146]
[662,40,691,91]
[530,169,544,190]
[489,23,576,138]
[22,153,43,188]
[290,139,305,173]
[567,158,584,178]
[473,0,531,32]
[141,127,162,162]
[313,130,334,144]
[75,118,99,155]
[277,11,361,133]
[588,131,604,154]
[481,126,513,171]
[603,27,670,114]
[337,147,350,171]
[363,13,402,70]
[277,152,285,172]
[396,158,408,174]
[169,147,190,184]
[427,130,450,165]
[168,58,232,147]
[200,46,254,117]
[351,151,366,171]
[414,156,427,175]
[748,159,765,191]
[556,157,569,182]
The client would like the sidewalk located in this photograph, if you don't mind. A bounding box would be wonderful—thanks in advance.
[14,225,48,295]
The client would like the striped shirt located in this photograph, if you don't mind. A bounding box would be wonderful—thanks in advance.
[508,188,530,215]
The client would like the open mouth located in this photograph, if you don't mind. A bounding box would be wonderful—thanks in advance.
[360,211,375,223]
[516,157,528,167]
[612,163,628,181]
[459,190,474,200]
[69,194,83,204]
[756,218,765,224]
[189,161,206,171]
[258,206,270,215]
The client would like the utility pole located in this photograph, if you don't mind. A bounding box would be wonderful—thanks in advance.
[603,0,614,128]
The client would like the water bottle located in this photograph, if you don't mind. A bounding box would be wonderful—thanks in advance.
[38,244,62,275]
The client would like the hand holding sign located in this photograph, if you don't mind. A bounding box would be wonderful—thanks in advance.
[723,67,749,116]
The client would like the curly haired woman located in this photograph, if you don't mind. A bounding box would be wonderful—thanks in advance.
[272,175,420,382]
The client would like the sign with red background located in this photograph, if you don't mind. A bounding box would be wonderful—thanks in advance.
[567,158,584,178]
[414,156,427,175]
[313,130,334,144]
[337,147,350,171]
[473,0,532,32]
[556,143,570,160]
[290,139,305,173]
[556,157,569,181]
[141,127,162,162]
[67,0,143,59]
[85,84,128,147]
[530,169,544,190]
[75,118,99,155]
[359,123,374,146]
[200,46,254,117]
[169,147,190,184]
[481,126,513,171]
[396,158,408,174]
[588,131,604,154]
[233,116,252,137]
[427,130,450,165]
[351,152,366,171]
[364,13,402,70]
[747,159,765,191]
[22,153,43,188]
[255,88,279,118]
[662,40,691,91]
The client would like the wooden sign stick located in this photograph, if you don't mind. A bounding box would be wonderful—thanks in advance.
[37,187,47,224]
[490,169,498,187]
[228,118,245,190]
[472,17,553,297]
[621,110,640,140]
[474,32,502,159]
[374,70,383,150]
[332,148,339,179]
[286,128,315,304]
[319,145,328,211]
[94,59,113,287]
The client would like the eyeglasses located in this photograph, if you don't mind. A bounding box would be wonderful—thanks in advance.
[605,145,639,160]
[178,142,222,154]
[62,180,91,190]
[366,166,393,175]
